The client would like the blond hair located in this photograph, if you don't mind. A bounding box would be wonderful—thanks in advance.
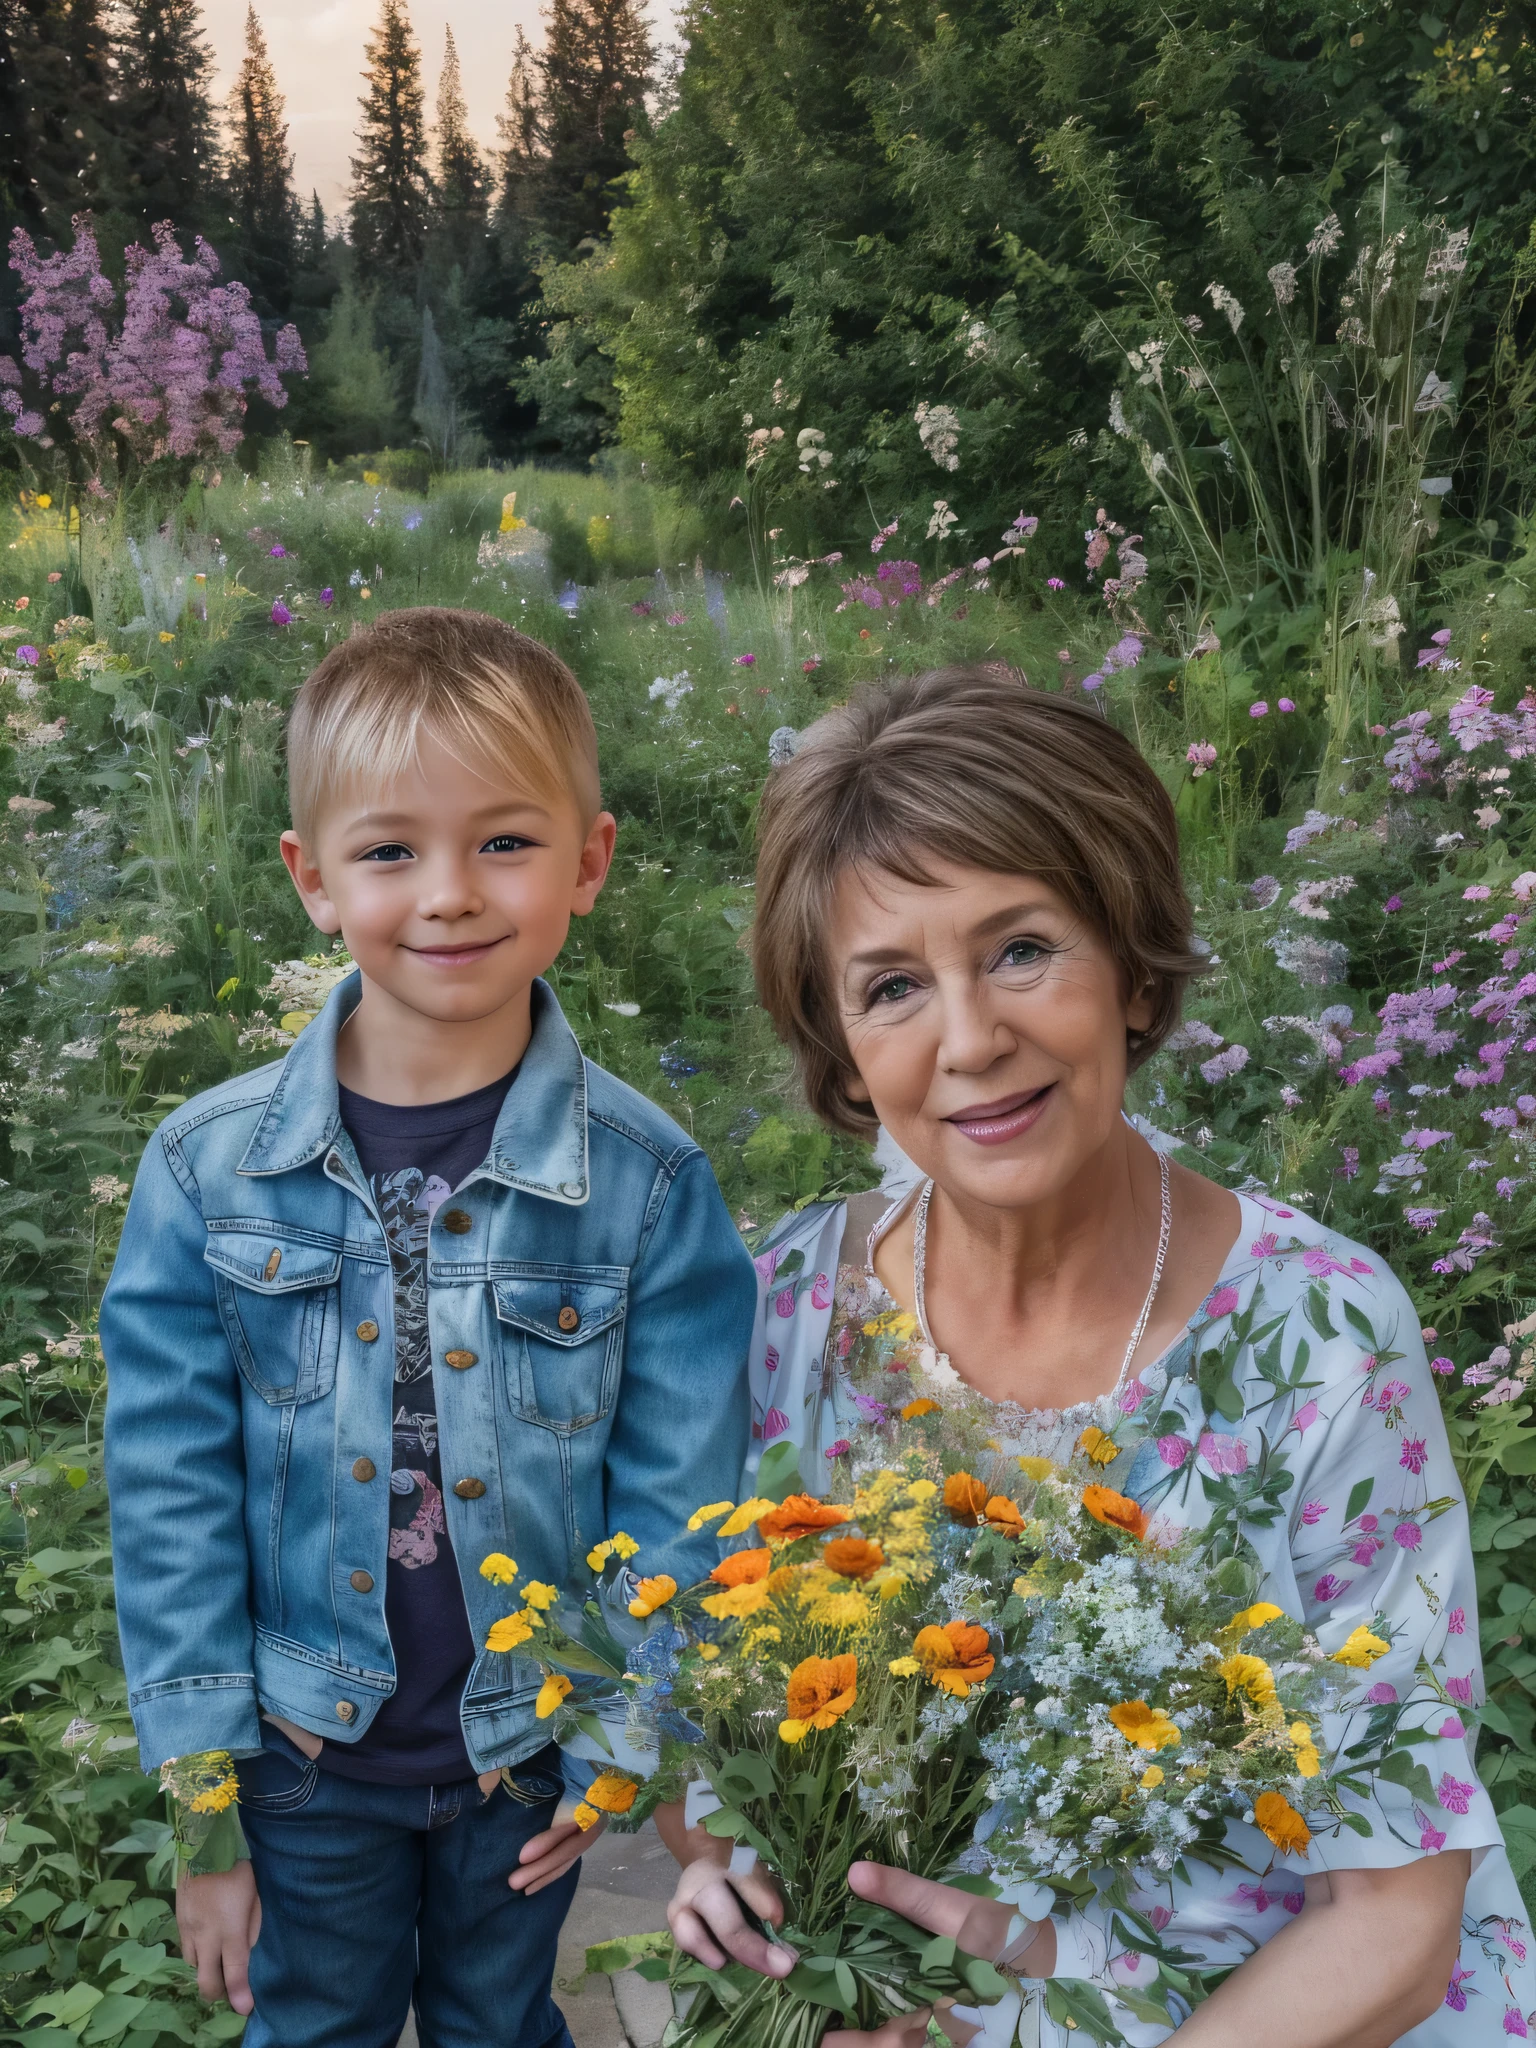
[752,665,1207,1137]
[286,607,600,843]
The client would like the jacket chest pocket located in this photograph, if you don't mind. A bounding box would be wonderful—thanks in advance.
[492,1272,627,1434]
[204,1228,344,1405]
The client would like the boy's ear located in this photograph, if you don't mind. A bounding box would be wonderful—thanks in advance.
[280,829,343,936]
[570,810,618,918]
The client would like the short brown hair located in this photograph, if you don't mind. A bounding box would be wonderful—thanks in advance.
[287,607,600,843]
[752,666,1206,1136]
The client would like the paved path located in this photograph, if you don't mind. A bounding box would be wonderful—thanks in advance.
[398,1821,674,2047]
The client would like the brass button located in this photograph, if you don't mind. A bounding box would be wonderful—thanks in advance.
[352,1457,376,1483]
[349,1569,374,1593]
[335,1700,356,1722]
[557,1305,581,1334]
[442,1208,472,1235]
[356,1319,379,1343]
[263,1248,282,1281]
[453,1477,487,1500]
[444,1349,477,1370]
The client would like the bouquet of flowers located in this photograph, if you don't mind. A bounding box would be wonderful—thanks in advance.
[474,1425,1341,2046]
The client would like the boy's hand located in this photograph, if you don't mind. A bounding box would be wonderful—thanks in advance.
[511,1804,604,1896]
[176,1861,261,2013]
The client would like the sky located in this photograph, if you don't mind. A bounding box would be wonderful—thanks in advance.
[201,0,677,220]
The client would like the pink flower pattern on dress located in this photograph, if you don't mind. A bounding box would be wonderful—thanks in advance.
[1198,1430,1249,1475]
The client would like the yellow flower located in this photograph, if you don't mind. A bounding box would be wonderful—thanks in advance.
[869,1567,907,1601]
[888,1656,921,1676]
[611,1532,640,1559]
[863,1309,919,1339]
[1230,1602,1284,1634]
[913,1622,995,1697]
[1108,1701,1182,1752]
[1013,1572,1043,1600]
[479,1553,519,1586]
[1289,1720,1321,1778]
[522,1581,559,1611]
[808,1589,872,1630]
[573,1801,599,1829]
[701,1580,771,1620]
[1016,1455,1055,1482]
[486,1612,536,1652]
[901,1398,940,1419]
[1253,1790,1311,1856]
[158,630,175,643]
[1218,1654,1278,1708]
[363,470,381,485]
[359,586,372,599]
[779,1718,811,1743]
[698,1643,721,1661]
[584,1774,639,1816]
[35,493,51,508]
[189,1773,239,1814]
[718,1497,775,1538]
[742,1624,782,1653]
[535,1672,573,1719]
[687,1501,735,1531]
[1140,1766,1165,1790]
[587,1540,613,1570]
[1331,1625,1390,1670]
[906,1479,937,1502]
[1078,1426,1118,1467]
[629,1574,678,1618]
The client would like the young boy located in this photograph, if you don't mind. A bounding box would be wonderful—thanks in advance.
[101,607,755,2047]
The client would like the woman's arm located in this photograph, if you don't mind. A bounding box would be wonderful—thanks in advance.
[1172,1855,1469,2047]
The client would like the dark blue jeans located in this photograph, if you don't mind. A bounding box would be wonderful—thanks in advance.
[236,1732,578,2048]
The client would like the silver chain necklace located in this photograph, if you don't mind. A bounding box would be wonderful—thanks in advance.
[912,1149,1172,1401]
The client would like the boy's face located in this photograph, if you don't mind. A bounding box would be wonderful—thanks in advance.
[279,734,615,1027]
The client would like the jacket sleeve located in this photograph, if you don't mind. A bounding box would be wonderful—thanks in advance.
[101,1125,263,1772]
[601,1146,755,1597]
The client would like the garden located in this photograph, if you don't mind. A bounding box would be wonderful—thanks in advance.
[3,0,1536,2036]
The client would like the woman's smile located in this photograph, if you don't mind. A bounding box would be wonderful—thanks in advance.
[942,1083,1055,1145]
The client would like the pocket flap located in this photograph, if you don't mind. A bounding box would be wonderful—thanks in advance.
[492,1276,626,1346]
[204,1229,343,1293]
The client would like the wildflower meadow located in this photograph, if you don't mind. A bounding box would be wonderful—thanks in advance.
[3,0,1536,2034]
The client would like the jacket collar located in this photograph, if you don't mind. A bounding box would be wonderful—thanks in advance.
[237,973,591,1205]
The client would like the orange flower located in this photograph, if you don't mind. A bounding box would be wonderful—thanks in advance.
[758,1494,851,1542]
[1082,1485,1148,1540]
[780,1654,859,1741]
[901,1398,940,1419]
[985,1496,1024,1538]
[943,1472,989,1526]
[628,1574,677,1617]
[1253,1791,1311,1857]
[1108,1700,1182,1752]
[823,1536,885,1581]
[710,1547,773,1588]
[583,1773,639,1815]
[913,1621,996,1697]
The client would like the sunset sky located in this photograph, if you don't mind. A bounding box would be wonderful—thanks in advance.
[201,0,677,221]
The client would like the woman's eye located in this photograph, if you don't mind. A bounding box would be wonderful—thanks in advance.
[1000,938,1050,971]
[481,834,536,854]
[869,974,917,1007]
[360,843,412,863]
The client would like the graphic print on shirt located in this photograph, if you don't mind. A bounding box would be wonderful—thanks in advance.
[374,1168,453,1570]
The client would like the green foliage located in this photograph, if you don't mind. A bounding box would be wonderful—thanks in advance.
[299,283,404,458]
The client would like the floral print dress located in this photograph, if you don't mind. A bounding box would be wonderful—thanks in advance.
[745,1189,1536,2045]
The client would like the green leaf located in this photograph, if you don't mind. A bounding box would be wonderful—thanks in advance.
[919,1933,956,1973]
[22,1982,106,2027]
[1379,1748,1437,1806]
[959,1952,1011,2001]
[1345,1478,1374,1525]
[1342,1298,1378,1348]
[1494,1803,1536,1879]
[584,1931,674,1977]
[1303,1285,1337,1340]
[755,1437,802,1503]
[784,1962,856,2012]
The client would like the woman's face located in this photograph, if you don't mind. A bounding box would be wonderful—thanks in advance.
[829,859,1154,1212]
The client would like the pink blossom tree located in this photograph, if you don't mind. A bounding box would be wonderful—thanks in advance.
[0,214,306,485]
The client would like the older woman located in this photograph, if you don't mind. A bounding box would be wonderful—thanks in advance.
[660,667,1534,2046]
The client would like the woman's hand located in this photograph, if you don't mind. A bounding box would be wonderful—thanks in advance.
[655,1799,796,1979]
[176,1860,261,2013]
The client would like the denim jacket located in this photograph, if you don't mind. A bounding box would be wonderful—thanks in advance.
[102,973,754,1782]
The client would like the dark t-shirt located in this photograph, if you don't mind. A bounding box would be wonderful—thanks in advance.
[320,1068,516,1786]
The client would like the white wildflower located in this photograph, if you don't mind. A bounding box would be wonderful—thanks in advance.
[1306,213,1343,260]
[1204,282,1245,333]
[1267,262,1298,306]
[914,401,961,471]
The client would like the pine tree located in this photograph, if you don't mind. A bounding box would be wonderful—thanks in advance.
[429,25,487,278]
[349,0,433,276]
[493,26,541,250]
[533,0,652,260]
[297,191,328,271]
[9,0,121,245]
[226,4,295,312]
[116,0,222,239]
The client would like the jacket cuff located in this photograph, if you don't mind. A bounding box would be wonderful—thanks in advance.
[128,1675,263,1773]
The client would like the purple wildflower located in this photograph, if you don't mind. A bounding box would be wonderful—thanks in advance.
[319,586,334,607]
[269,543,286,557]
[1250,700,1269,718]
[1383,894,1402,913]
[16,643,38,665]
[1278,696,1296,712]
[1047,576,1065,590]
[270,599,291,626]
[733,652,756,667]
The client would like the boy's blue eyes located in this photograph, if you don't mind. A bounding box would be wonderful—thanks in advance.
[359,835,536,862]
